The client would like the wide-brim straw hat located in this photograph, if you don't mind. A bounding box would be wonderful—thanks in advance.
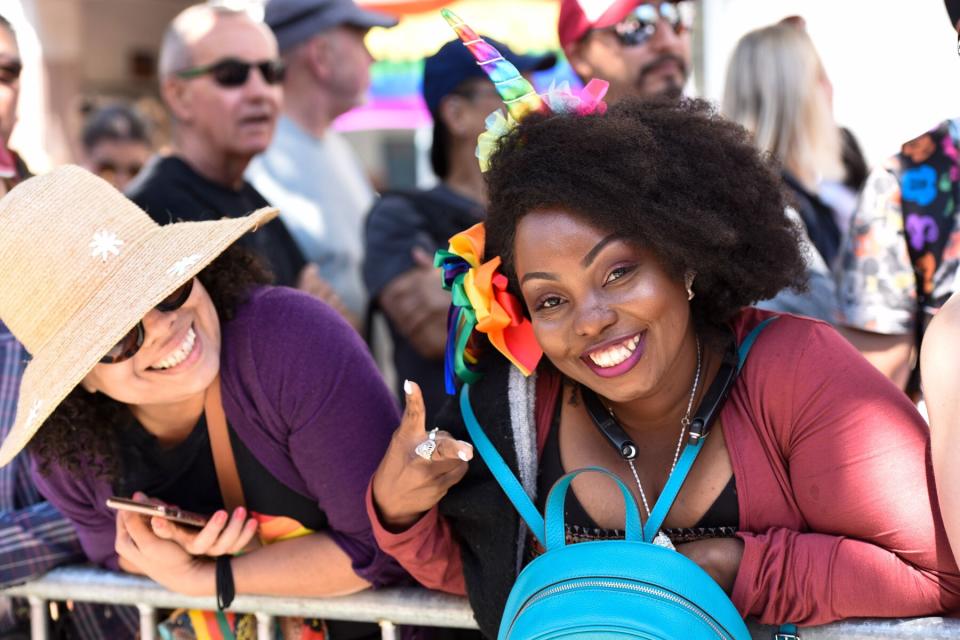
[0,165,278,466]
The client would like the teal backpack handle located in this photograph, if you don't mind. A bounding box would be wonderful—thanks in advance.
[460,384,547,546]
[545,467,643,550]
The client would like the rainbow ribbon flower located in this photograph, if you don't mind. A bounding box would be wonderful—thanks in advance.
[435,223,542,393]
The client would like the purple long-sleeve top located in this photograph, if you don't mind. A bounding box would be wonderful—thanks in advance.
[32,286,407,588]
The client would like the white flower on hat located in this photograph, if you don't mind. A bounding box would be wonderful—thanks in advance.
[168,254,202,277]
[23,399,41,429]
[89,231,123,262]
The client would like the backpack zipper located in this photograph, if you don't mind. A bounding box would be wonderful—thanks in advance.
[509,578,732,639]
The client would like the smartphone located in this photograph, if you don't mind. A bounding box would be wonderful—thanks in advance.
[106,497,209,528]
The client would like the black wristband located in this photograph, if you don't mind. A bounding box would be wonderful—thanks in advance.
[215,555,235,610]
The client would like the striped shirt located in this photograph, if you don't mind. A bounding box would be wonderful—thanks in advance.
[0,323,138,637]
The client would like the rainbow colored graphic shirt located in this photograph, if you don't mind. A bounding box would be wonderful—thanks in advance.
[838,118,960,336]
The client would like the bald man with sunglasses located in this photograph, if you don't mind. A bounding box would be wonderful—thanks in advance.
[559,0,693,104]
[126,4,316,295]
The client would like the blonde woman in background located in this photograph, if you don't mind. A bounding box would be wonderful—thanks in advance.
[722,21,851,324]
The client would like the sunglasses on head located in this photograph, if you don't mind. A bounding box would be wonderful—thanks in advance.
[99,279,195,364]
[0,59,22,86]
[606,2,692,48]
[176,58,286,88]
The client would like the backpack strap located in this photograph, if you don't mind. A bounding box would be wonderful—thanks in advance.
[461,315,779,549]
[545,467,643,550]
[460,384,547,546]
[643,316,778,541]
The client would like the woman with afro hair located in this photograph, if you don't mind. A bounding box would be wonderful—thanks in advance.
[369,98,960,637]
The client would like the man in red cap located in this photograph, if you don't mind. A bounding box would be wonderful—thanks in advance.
[558,0,692,103]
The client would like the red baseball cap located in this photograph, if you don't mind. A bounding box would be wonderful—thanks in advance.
[558,0,644,49]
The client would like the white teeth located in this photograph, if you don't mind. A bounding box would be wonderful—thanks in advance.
[588,334,641,368]
[152,327,196,370]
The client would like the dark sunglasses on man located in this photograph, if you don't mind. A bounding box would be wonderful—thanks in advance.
[605,1,693,48]
[176,58,286,88]
[100,279,195,364]
[0,59,22,86]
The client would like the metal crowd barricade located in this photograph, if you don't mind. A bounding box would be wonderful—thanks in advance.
[4,565,960,639]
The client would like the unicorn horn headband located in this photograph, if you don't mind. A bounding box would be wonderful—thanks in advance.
[441,9,609,172]
[441,8,545,122]
[433,12,611,389]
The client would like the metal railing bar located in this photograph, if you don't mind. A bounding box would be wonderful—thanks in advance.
[255,611,273,638]
[3,566,478,628]
[380,620,398,640]
[7,566,960,639]
[27,597,47,640]
[748,619,960,639]
[137,603,156,640]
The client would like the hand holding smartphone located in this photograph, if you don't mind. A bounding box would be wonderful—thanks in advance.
[106,496,209,528]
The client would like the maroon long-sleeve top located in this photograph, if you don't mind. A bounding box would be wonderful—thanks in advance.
[369,309,960,626]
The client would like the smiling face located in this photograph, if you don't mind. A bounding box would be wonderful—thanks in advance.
[514,209,695,403]
[81,279,221,410]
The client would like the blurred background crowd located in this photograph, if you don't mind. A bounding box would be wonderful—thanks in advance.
[1,0,957,186]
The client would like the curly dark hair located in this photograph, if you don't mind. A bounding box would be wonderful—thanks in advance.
[30,244,272,480]
[483,97,806,334]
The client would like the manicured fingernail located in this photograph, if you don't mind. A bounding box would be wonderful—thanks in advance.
[233,507,245,520]
[458,450,470,461]
[403,379,413,395]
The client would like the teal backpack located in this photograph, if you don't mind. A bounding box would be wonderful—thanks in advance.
[460,318,794,640]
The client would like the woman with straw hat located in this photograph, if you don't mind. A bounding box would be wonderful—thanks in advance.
[0,166,406,629]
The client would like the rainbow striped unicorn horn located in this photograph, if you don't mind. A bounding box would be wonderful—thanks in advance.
[441,8,545,122]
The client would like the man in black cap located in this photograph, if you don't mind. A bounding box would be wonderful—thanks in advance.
[362,37,555,420]
[836,0,960,395]
[247,0,397,332]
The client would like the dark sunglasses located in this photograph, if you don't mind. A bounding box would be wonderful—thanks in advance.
[606,2,692,48]
[99,279,195,364]
[176,58,286,88]
[0,59,22,86]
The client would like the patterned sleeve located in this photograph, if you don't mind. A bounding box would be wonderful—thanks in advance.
[836,164,917,334]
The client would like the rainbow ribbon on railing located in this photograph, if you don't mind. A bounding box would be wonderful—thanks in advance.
[435,223,542,393]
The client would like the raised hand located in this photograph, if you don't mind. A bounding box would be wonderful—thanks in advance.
[371,380,473,530]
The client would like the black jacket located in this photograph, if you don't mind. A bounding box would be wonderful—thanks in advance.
[437,356,538,639]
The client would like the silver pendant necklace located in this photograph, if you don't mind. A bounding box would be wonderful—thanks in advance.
[607,337,702,550]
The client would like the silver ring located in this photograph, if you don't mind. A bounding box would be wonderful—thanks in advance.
[428,427,438,441]
[414,439,437,461]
